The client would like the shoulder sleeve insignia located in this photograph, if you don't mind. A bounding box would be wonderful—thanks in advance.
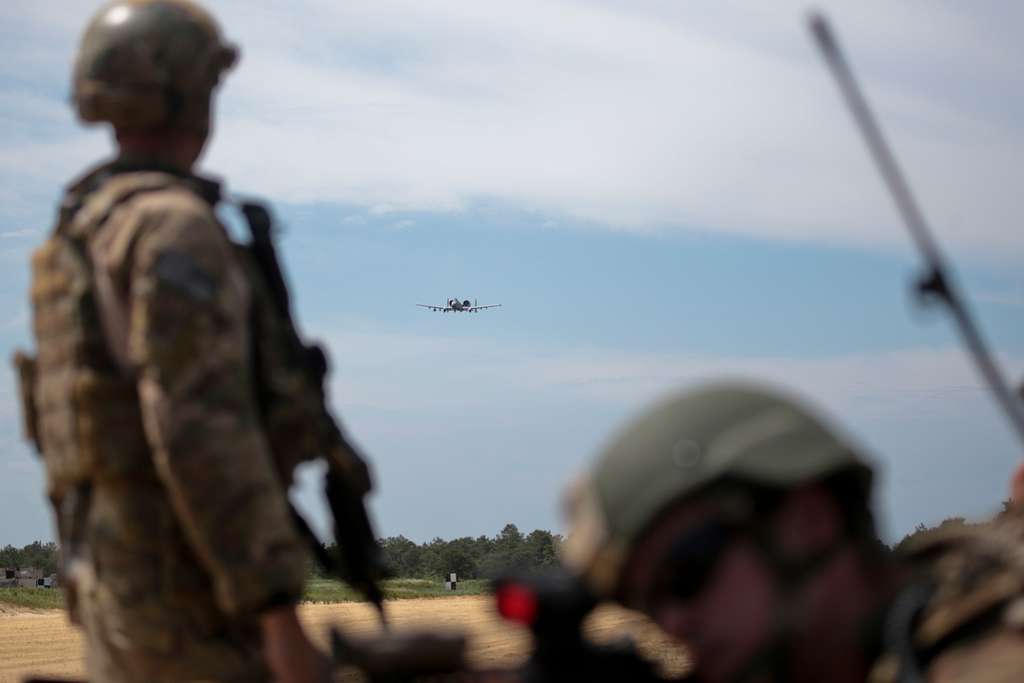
[154,250,217,303]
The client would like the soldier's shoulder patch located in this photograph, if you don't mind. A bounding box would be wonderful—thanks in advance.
[154,250,217,303]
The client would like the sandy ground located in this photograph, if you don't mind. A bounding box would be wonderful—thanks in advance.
[0,597,688,682]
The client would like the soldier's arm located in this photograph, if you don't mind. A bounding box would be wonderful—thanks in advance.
[123,192,309,617]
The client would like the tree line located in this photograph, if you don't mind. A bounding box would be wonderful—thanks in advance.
[309,523,563,580]
[2,525,561,581]
[0,541,59,575]
[375,524,562,579]
[8,512,1001,583]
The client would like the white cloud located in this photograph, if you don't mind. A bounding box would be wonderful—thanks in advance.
[3,457,36,475]
[0,92,71,130]
[1,1,1021,543]
[0,229,37,239]
[2,1,1022,257]
[974,291,1024,309]
[0,310,1018,542]
[209,0,1024,258]
[324,326,1023,423]
[314,324,1023,539]
[2,311,28,332]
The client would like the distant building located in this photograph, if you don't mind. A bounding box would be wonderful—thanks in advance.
[9,567,46,589]
[0,567,57,589]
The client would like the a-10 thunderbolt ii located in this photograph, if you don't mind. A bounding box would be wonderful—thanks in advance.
[417,298,502,313]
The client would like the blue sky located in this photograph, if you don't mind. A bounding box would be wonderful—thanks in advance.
[1,0,1022,548]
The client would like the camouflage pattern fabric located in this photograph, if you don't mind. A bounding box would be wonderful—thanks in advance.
[870,511,1024,683]
[24,162,309,682]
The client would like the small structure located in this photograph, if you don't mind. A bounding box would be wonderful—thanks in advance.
[0,567,59,589]
[14,567,45,589]
[444,572,457,591]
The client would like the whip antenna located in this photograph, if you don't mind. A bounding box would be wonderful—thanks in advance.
[808,13,1024,447]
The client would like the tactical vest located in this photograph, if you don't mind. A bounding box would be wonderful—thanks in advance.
[19,170,166,500]
[15,162,367,511]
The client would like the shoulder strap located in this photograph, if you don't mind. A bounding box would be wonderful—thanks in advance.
[63,174,188,243]
[887,522,1024,679]
[55,161,223,243]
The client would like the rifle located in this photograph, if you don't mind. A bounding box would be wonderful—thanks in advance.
[239,201,389,621]
[319,570,688,683]
[490,570,691,683]
[808,13,1024,449]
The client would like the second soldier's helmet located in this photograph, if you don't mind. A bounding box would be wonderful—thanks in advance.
[560,381,874,598]
[72,0,239,134]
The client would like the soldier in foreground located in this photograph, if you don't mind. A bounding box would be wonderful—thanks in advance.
[13,1,334,681]
[560,382,1024,682]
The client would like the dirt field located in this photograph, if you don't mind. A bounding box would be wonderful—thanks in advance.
[0,597,688,682]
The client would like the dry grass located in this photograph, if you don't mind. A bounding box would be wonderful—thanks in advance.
[0,596,689,683]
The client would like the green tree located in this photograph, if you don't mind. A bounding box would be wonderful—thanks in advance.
[495,524,523,552]
[418,537,448,578]
[379,536,424,577]
[523,529,559,570]
[477,523,532,576]
[335,525,569,580]
[0,544,18,568]
[0,541,59,574]
[434,537,479,579]
[892,516,972,554]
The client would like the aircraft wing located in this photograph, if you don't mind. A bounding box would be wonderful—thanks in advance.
[416,304,448,311]
[468,304,502,312]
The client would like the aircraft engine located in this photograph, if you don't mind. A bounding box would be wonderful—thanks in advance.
[462,300,472,307]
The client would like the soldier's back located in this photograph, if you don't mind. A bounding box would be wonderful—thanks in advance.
[29,166,274,683]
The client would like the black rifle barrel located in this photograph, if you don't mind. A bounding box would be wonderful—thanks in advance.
[808,13,1024,449]
[237,199,389,625]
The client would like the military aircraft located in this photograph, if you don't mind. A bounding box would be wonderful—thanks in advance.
[417,298,502,313]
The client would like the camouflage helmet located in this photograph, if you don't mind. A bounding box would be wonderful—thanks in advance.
[561,381,873,597]
[72,0,239,134]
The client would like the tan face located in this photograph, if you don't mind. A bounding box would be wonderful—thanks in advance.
[622,486,847,683]
[623,501,778,683]
[660,545,778,682]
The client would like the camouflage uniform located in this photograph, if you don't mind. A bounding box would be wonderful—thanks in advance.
[561,382,1024,682]
[13,2,312,681]
[21,160,311,683]
[868,513,1024,683]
